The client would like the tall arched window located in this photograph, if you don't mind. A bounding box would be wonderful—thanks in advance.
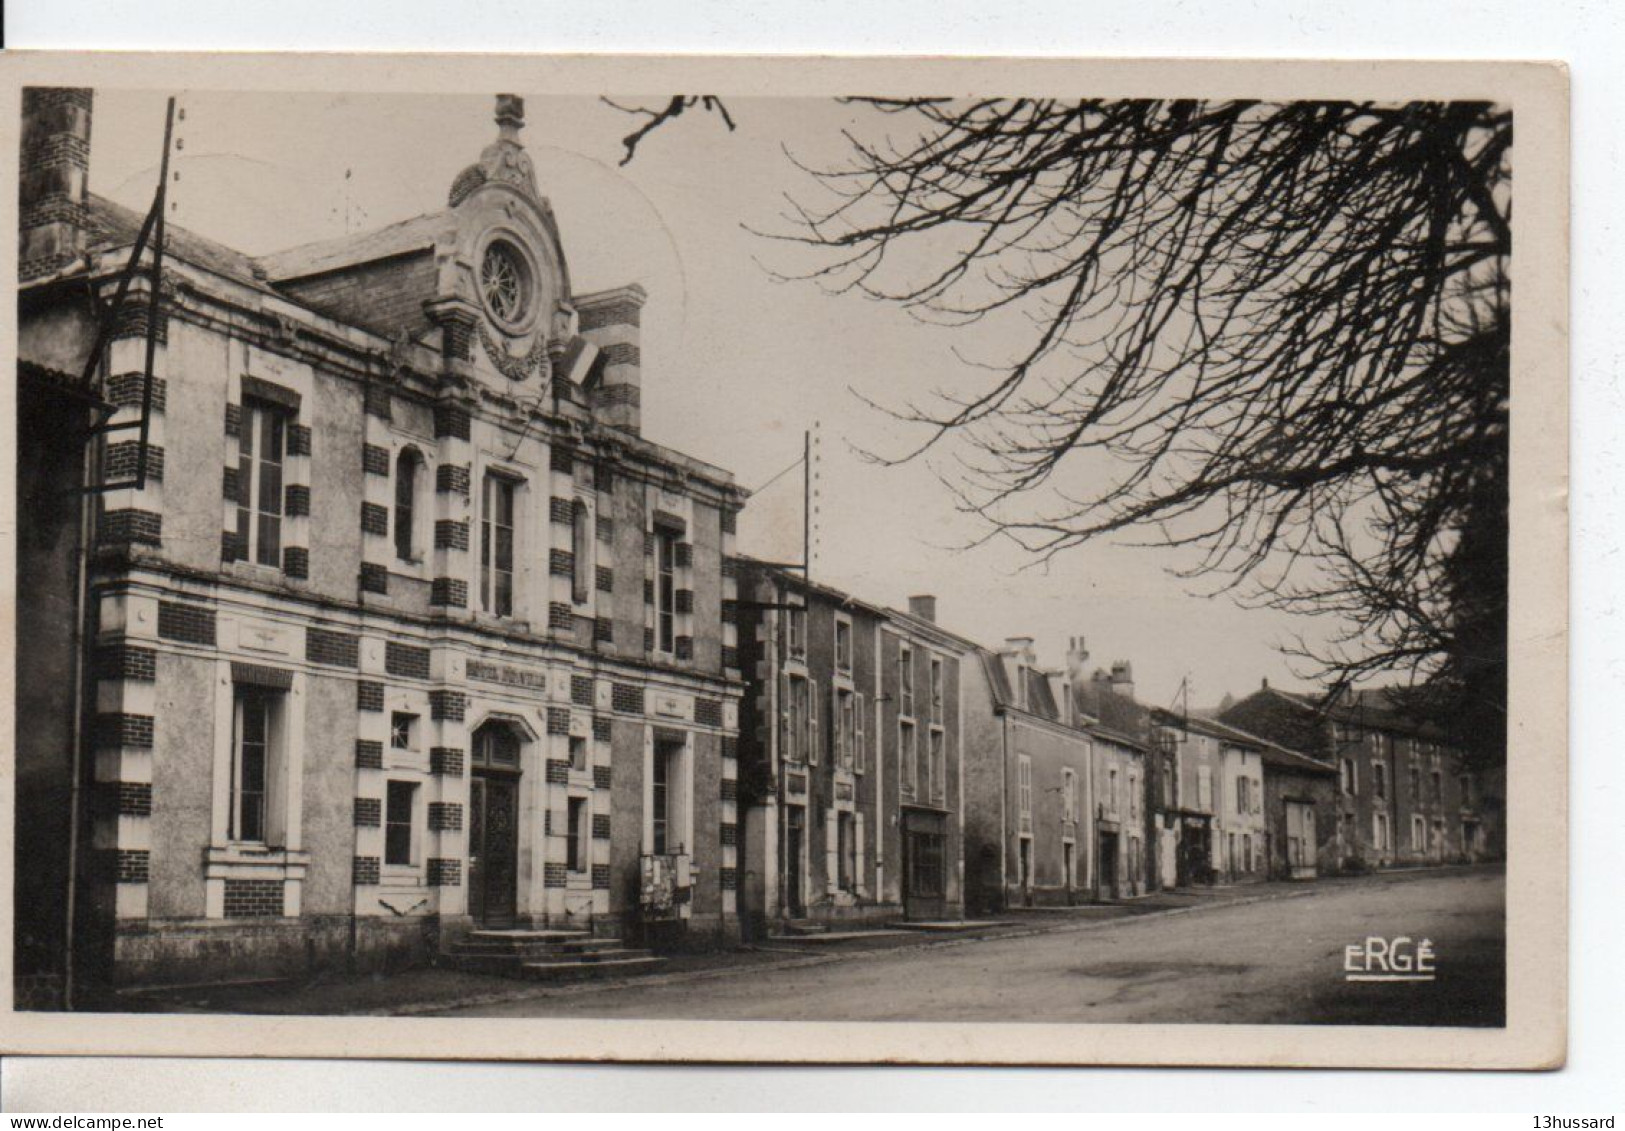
[571,498,592,605]
[395,448,422,562]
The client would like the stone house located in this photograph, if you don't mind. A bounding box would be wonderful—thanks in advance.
[1221,684,1502,870]
[14,90,746,997]
[733,565,965,929]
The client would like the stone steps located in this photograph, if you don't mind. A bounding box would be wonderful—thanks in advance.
[441,929,665,982]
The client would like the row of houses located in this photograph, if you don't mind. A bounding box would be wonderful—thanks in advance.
[13,90,1503,999]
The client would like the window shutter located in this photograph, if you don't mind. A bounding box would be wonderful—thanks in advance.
[825,808,839,893]
[807,677,819,765]
[855,812,867,896]
[778,672,791,762]
[854,692,866,773]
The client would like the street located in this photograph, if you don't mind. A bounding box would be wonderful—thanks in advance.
[435,868,1504,1026]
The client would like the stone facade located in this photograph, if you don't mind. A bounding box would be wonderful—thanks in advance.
[15,92,746,992]
[735,566,965,933]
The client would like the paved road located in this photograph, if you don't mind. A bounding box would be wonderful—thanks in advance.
[438,868,1505,1026]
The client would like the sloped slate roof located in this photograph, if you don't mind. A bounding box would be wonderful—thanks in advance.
[255,210,448,282]
[86,193,273,294]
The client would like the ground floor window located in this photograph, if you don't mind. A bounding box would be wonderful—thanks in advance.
[837,812,856,891]
[384,780,418,866]
[567,797,588,873]
[231,684,285,844]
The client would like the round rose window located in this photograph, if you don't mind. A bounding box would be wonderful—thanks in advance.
[479,240,532,328]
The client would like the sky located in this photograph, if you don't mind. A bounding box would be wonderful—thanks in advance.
[85,88,1337,709]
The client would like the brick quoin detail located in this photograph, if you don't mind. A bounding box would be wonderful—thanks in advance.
[720,822,739,847]
[430,747,466,777]
[385,641,431,679]
[694,698,723,728]
[95,713,153,749]
[430,578,468,607]
[306,628,360,668]
[221,530,247,564]
[596,566,614,593]
[546,707,572,736]
[644,530,655,557]
[720,867,738,891]
[109,302,168,344]
[360,562,389,594]
[721,509,738,535]
[355,739,384,769]
[224,402,242,438]
[644,627,655,653]
[437,463,470,495]
[106,373,167,411]
[104,441,163,482]
[430,690,466,721]
[578,299,642,332]
[428,802,463,832]
[353,856,381,885]
[721,599,738,624]
[549,496,574,524]
[594,464,614,493]
[591,814,612,840]
[433,404,471,440]
[596,514,614,543]
[722,646,740,671]
[548,602,573,631]
[644,578,655,605]
[592,765,614,790]
[222,465,241,504]
[357,681,385,712]
[283,546,309,579]
[543,863,568,888]
[592,716,613,743]
[720,778,738,802]
[223,879,284,918]
[99,509,161,547]
[428,858,462,887]
[549,548,574,577]
[594,618,614,645]
[362,444,391,476]
[365,384,393,421]
[95,643,156,682]
[284,484,310,517]
[354,797,382,827]
[675,636,694,661]
[115,849,150,884]
[361,502,389,537]
[287,424,312,457]
[721,557,738,579]
[571,674,594,706]
[721,735,738,760]
[117,781,153,816]
[434,519,469,551]
[157,601,216,646]
[550,446,575,475]
[600,341,641,368]
[592,864,611,890]
[546,759,571,784]
[675,541,693,569]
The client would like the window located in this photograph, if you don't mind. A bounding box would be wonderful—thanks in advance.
[231,685,280,842]
[1235,774,1250,816]
[899,645,915,717]
[901,721,918,796]
[854,692,867,773]
[807,677,821,765]
[1409,762,1421,800]
[1161,754,1176,809]
[569,735,588,772]
[834,618,852,672]
[929,729,945,804]
[1430,770,1443,804]
[656,527,678,653]
[784,674,807,762]
[1243,833,1253,872]
[385,780,417,866]
[1412,814,1426,849]
[472,722,521,769]
[1017,755,1033,822]
[390,711,418,752]
[1373,762,1387,801]
[1374,811,1390,852]
[479,240,532,327]
[1130,773,1139,819]
[571,499,591,605]
[1340,757,1358,796]
[836,689,855,769]
[566,797,588,873]
[1062,768,1077,822]
[1459,774,1473,807]
[651,739,682,855]
[1197,764,1213,811]
[236,399,287,568]
[480,474,516,616]
[394,448,422,562]
[786,603,806,655]
[929,657,944,723]
[1109,768,1120,815]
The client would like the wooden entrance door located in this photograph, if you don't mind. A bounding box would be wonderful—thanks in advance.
[903,810,947,920]
[784,807,806,917]
[469,772,519,927]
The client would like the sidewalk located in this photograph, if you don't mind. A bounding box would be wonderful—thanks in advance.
[98,864,1496,1017]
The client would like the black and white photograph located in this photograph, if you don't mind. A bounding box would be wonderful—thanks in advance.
[2,53,1567,1069]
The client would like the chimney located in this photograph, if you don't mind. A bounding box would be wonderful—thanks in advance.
[20,88,93,282]
[907,594,937,623]
[1261,676,1270,691]
[1066,635,1091,681]
[576,284,647,435]
[1109,660,1135,701]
